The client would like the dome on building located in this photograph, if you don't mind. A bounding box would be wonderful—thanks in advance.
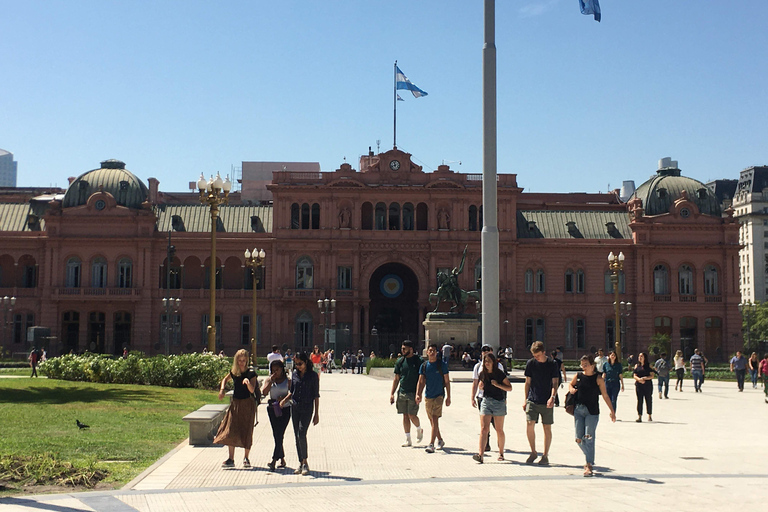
[62,160,148,209]
[631,159,720,216]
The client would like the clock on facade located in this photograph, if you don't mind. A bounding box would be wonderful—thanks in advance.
[389,160,401,171]
[95,199,106,211]
[680,207,690,218]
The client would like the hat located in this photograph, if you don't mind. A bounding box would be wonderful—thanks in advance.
[481,344,493,351]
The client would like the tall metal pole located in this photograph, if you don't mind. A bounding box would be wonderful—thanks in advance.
[394,60,398,149]
[481,0,500,351]
[252,266,258,365]
[208,205,218,354]
[165,230,173,355]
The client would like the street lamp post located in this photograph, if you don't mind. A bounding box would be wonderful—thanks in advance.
[245,248,266,366]
[2,296,16,346]
[317,298,336,351]
[163,230,177,355]
[197,172,231,354]
[162,297,181,355]
[608,251,625,361]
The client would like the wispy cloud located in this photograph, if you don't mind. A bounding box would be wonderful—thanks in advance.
[518,0,560,18]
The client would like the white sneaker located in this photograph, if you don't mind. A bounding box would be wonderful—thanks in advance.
[437,439,445,450]
[402,439,412,447]
[425,444,435,453]
[416,427,424,443]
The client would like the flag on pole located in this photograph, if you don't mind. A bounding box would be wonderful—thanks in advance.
[579,0,601,22]
[395,66,428,98]
[396,93,404,101]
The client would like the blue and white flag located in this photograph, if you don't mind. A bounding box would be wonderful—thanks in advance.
[579,0,601,22]
[397,93,404,101]
[396,66,428,98]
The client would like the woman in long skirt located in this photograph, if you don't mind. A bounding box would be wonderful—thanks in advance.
[214,349,257,468]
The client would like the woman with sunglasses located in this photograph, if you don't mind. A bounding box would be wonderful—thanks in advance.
[280,351,320,476]
[262,359,291,471]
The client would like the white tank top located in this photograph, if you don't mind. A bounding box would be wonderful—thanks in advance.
[269,378,291,403]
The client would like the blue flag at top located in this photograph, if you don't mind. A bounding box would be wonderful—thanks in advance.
[579,0,601,22]
[396,66,428,98]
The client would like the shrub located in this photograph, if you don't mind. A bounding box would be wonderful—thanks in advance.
[39,353,231,389]
[366,356,397,374]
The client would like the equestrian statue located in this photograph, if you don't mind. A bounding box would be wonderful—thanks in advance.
[429,246,480,314]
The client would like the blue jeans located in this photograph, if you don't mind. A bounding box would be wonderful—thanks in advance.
[657,375,669,397]
[735,369,746,390]
[749,369,758,388]
[573,404,599,465]
[292,403,314,462]
[692,370,703,390]
[605,379,620,412]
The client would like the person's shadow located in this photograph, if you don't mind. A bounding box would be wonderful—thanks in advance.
[227,466,361,482]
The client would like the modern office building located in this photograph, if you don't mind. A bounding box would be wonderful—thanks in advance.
[732,166,768,302]
[0,152,741,361]
[0,149,18,187]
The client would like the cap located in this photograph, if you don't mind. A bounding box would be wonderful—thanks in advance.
[481,344,493,351]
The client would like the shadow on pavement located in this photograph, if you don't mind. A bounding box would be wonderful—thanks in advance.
[0,498,90,512]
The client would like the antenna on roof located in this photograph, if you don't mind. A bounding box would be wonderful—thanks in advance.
[376,139,381,153]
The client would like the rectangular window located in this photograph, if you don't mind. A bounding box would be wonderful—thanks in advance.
[565,318,574,348]
[525,318,546,345]
[13,313,34,344]
[536,271,545,293]
[524,270,533,293]
[201,314,222,346]
[160,313,182,346]
[576,319,586,349]
[565,272,573,293]
[240,315,260,346]
[22,265,37,288]
[605,318,615,349]
[576,271,585,294]
[338,266,352,290]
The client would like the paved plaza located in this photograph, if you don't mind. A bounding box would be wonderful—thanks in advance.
[2,370,766,511]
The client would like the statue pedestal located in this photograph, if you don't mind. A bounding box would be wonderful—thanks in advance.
[423,313,480,348]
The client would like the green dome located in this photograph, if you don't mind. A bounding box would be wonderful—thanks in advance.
[62,160,148,209]
[632,167,720,216]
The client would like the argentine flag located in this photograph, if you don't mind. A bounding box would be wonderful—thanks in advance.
[396,66,428,98]
[579,0,601,22]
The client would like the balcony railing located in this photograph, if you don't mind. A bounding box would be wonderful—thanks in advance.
[679,295,697,302]
[54,287,141,298]
[653,295,671,302]
[704,295,722,303]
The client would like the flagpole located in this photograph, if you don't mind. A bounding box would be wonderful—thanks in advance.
[393,60,397,149]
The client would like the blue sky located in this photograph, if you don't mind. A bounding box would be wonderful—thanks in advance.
[1,0,767,194]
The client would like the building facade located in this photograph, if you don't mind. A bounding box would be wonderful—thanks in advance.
[0,149,18,187]
[0,151,742,361]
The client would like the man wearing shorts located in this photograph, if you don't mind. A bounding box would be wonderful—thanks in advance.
[523,341,559,465]
[416,344,451,453]
[390,341,423,447]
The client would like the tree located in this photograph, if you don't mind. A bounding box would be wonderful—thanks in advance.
[741,301,768,354]
[647,333,670,358]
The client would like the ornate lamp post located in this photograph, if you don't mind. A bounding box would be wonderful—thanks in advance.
[197,172,231,354]
[608,251,625,361]
[162,297,181,355]
[2,296,16,346]
[317,298,336,351]
[245,248,266,365]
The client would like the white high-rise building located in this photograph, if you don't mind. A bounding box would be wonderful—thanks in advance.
[0,149,18,187]
[733,166,768,302]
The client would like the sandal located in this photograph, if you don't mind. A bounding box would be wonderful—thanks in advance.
[583,464,593,477]
[472,453,484,464]
[497,454,505,461]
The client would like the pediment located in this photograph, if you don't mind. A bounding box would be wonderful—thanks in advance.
[425,180,465,189]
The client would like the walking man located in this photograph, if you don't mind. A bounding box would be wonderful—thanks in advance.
[523,341,559,465]
[690,349,706,392]
[441,342,452,365]
[390,341,424,447]
[654,352,671,399]
[416,344,451,453]
[267,345,283,364]
[595,348,608,374]
[730,350,747,392]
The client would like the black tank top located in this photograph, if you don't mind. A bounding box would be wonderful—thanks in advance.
[576,372,600,415]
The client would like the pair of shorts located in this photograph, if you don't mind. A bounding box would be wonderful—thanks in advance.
[424,396,444,418]
[396,392,419,415]
[479,396,507,416]
[525,400,554,424]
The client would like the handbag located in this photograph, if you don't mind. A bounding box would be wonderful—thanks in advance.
[564,373,582,416]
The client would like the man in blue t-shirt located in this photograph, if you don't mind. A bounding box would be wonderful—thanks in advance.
[730,350,748,392]
[523,341,559,466]
[416,344,451,453]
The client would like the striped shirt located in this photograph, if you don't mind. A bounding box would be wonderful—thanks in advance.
[690,354,705,372]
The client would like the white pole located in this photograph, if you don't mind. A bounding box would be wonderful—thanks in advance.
[481,0,500,352]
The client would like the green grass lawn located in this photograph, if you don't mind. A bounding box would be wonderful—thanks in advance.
[0,378,217,492]
[0,368,32,376]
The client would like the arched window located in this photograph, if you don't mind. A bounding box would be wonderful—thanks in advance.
[416,202,428,231]
[678,264,693,295]
[388,203,400,230]
[704,265,719,295]
[524,269,534,293]
[403,203,414,231]
[311,203,320,230]
[66,257,81,288]
[469,205,478,231]
[361,202,373,230]
[576,269,585,293]
[653,264,669,295]
[291,203,300,229]
[117,258,132,288]
[295,311,313,349]
[565,317,586,348]
[536,269,545,293]
[565,269,574,293]
[296,257,314,289]
[525,317,546,345]
[301,203,310,229]
[91,257,107,288]
[375,202,387,230]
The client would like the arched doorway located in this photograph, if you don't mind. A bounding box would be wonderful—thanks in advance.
[369,263,419,356]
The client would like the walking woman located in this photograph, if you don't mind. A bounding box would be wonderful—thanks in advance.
[748,352,759,389]
[759,354,768,403]
[280,352,320,476]
[214,349,257,468]
[473,352,512,463]
[568,354,616,477]
[673,350,686,391]
[261,359,291,471]
[633,352,655,423]
[602,351,624,413]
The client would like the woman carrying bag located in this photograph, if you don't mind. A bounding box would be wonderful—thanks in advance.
[261,359,291,471]
[568,354,616,477]
[214,349,258,468]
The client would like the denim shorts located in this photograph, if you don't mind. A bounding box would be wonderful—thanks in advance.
[479,396,507,416]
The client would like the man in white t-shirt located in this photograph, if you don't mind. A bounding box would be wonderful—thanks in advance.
[441,343,452,364]
[595,348,608,374]
[471,344,508,452]
[266,345,283,364]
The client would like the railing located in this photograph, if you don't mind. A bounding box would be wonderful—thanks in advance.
[54,288,141,298]
[704,296,722,303]
[679,295,697,302]
[283,289,322,299]
[653,295,672,302]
